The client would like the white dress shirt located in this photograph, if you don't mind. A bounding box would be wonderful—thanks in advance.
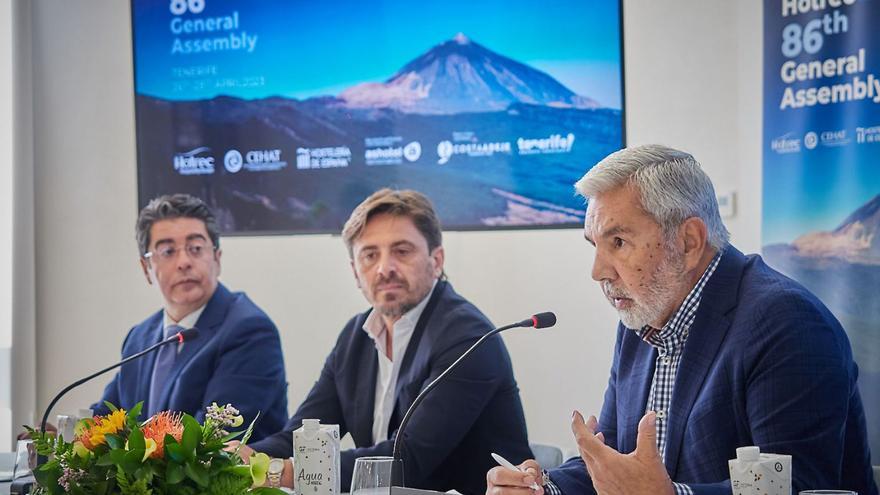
[362,281,436,443]
[161,304,206,352]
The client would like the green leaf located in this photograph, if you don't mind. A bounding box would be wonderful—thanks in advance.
[96,451,119,466]
[220,430,243,443]
[105,433,124,450]
[128,427,145,451]
[103,401,119,412]
[127,401,144,422]
[184,459,209,487]
[121,448,145,474]
[239,411,261,446]
[180,414,201,460]
[165,461,185,484]
[165,440,185,463]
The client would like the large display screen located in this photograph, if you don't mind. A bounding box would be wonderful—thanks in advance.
[132,0,625,234]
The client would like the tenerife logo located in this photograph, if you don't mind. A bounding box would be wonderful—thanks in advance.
[296,146,351,170]
[517,133,575,155]
[224,149,243,173]
[770,132,801,154]
[173,147,215,175]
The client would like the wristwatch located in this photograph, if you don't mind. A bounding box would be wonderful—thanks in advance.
[268,457,284,488]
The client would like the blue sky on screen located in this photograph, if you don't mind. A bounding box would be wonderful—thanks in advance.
[132,0,622,107]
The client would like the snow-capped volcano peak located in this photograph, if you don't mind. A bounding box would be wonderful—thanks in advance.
[338,35,599,114]
[792,194,880,264]
[453,32,471,45]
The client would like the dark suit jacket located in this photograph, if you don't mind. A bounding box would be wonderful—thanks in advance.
[250,281,532,495]
[550,246,877,495]
[92,283,288,442]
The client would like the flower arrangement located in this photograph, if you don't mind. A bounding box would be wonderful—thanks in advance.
[27,402,285,495]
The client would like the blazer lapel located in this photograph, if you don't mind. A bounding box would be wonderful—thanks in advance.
[664,246,746,477]
[137,313,164,416]
[153,283,230,413]
[393,280,444,407]
[352,314,379,445]
[617,334,656,454]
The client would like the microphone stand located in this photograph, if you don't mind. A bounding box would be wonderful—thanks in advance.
[40,331,189,434]
[390,316,547,489]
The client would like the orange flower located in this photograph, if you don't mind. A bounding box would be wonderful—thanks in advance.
[141,411,184,459]
[77,409,127,450]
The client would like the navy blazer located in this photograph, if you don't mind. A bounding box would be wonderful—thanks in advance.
[92,283,288,442]
[250,281,532,495]
[550,246,877,495]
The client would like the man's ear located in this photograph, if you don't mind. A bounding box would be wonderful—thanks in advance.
[430,246,445,278]
[215,247,222,277]
[351,260,361,288]
[140,257,153,285]
[680,217,709,270]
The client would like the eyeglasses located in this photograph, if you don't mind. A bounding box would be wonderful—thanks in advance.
[143,240,215,266]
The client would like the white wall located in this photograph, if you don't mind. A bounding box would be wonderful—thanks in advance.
[2,0,36,451]
[1,0,16,450]
[26,0,763,455]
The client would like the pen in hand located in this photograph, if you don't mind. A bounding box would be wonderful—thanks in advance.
[491,452,541,490]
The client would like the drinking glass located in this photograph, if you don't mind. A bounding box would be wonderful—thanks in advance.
[56,414,76,442]
[12,439,36,480]
[350,456,395,495]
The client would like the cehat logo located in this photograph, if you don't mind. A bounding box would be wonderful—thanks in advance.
[224,149,243,173]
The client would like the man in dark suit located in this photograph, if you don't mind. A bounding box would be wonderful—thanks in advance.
[91,193,288,442]
[487,145,877,495]
[240,189,532,494]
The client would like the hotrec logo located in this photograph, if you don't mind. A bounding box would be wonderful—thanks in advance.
[770,132,801,154]
[173,147,215,175]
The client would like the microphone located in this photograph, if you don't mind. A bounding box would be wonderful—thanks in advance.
[39,327,199,435]
[389,313,556,490]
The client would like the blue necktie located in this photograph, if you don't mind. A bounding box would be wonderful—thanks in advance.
[148,324,182,416]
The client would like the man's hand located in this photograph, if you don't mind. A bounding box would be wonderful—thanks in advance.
[225,440,295,489]
[486,459,544,495]
[571,410,673,495]
[224,440,255,464]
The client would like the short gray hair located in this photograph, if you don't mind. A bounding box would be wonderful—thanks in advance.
[136,194,221,255]
[575,144,730,251]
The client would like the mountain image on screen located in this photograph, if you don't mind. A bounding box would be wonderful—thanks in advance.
[763,193,880,454]
[339,33,599,114]
[135,34,623,234]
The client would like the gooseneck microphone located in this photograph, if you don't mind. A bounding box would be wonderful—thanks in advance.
[390,312,556,489]
[39,327,199,435]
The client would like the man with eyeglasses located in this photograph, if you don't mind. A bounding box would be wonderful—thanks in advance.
[88,193,288,441]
